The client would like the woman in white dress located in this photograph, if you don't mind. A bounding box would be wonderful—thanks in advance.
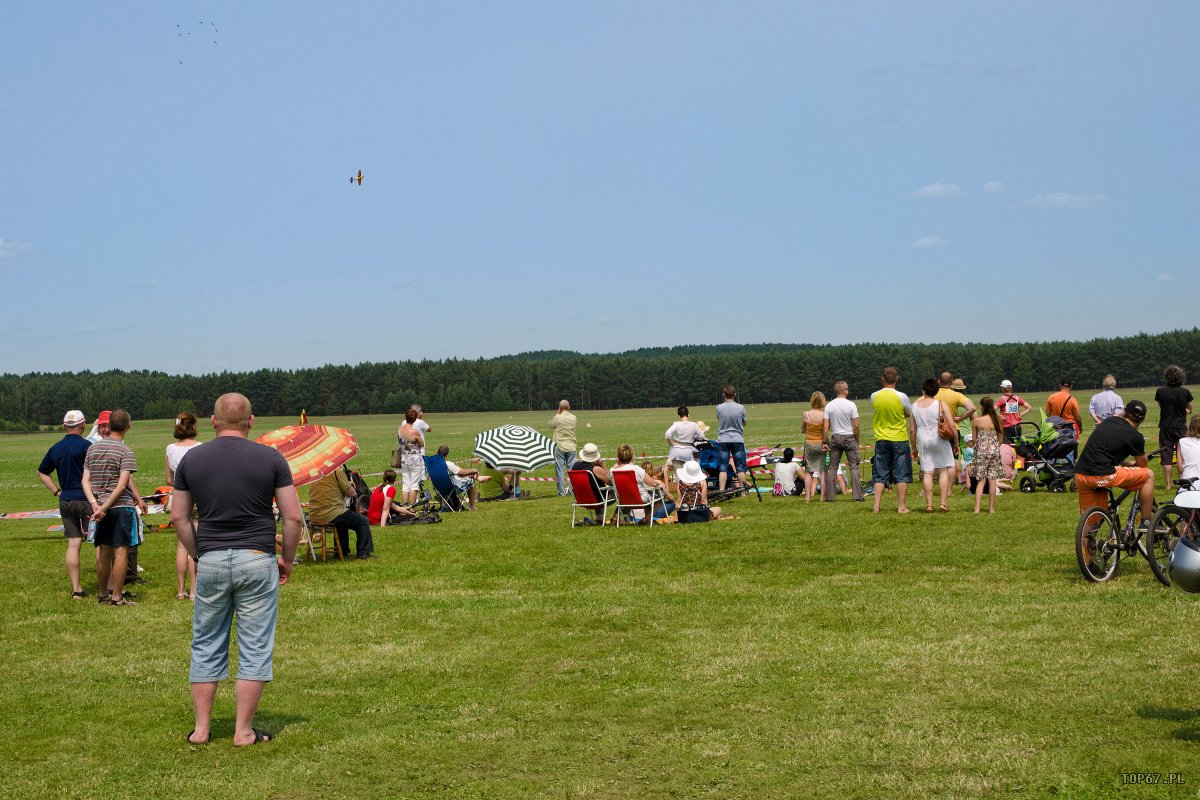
[165,412,202,599]
[913,378,955,512]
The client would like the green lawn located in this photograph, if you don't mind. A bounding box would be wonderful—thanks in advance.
[2,392,1198,799]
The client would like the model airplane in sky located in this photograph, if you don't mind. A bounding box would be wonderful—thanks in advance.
[349,170,363,185]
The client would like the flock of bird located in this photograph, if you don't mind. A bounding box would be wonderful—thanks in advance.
[173,20,363,186]
[175,21,218,64]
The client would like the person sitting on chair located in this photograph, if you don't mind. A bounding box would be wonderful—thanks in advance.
[571,443,612,525]
[438,445,486,511]
[309,465,375,559]
[611,444,666,523]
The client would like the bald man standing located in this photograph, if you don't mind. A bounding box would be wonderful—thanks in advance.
[172,393,303,746]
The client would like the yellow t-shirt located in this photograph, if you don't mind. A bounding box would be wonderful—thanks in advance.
[308,469,351,524]
[871,388,912,443]
[935,388,969,420]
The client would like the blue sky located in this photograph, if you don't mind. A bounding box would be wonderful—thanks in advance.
[2,2,1196,375]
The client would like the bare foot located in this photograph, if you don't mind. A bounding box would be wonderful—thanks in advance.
[897,507,910,514]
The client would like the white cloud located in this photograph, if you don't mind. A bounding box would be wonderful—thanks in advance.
[1018,192,1108,210]
[0,238,33,259]
[912,235,948,249]
[911,182,962,198]
[1158,273,1174,282]
[983,180,1006,193]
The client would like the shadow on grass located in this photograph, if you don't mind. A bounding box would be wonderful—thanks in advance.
[1137,705,1200,742]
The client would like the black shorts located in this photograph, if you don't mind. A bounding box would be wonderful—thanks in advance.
[1161,428,1187,464]
[94,507,142,548]
[59,499,91,539]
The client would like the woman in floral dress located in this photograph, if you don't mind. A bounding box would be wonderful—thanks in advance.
[970,397,1005,514]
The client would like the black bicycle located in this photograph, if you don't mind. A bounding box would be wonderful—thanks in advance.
[1145,478,1200,586]
[1075,486,1165,584]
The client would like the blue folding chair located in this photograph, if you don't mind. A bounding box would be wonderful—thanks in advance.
[423,455,468,512]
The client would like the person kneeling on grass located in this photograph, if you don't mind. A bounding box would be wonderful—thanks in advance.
[676,460,722,522]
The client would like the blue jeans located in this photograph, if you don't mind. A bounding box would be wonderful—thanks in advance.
[331,510,373,558]
[554,447,577,496]
[717,442,747,476]
[191,549,279,683]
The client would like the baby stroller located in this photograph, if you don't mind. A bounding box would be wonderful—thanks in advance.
[1014,416,1078,493]
[695,440,764,503]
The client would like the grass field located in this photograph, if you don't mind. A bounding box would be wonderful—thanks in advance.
[2,389,1199,799]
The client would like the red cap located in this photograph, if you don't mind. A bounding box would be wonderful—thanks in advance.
[97,410,112,424]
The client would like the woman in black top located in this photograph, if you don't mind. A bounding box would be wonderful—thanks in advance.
[1156,365,1194,488]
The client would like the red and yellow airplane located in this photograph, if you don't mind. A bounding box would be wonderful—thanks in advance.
[349,170,363,185]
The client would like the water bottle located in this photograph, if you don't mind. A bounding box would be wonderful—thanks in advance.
[85,519,97,543]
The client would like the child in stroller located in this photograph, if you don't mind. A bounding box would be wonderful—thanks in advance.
[1013,415,1078,493]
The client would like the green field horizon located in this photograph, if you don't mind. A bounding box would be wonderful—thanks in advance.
[1,390,1197,799]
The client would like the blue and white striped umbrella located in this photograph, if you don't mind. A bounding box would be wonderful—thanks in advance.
[473,425,556,472]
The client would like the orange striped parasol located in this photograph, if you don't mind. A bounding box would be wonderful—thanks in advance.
[256,425,358,487]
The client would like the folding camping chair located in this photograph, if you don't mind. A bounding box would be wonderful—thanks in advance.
[568,469,613,527]
[611,469,668,527]
[423,455,469,512]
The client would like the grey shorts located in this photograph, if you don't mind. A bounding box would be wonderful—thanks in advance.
[59,499,91,539]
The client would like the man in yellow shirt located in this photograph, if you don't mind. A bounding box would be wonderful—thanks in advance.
[309,466,374,559]
[870,367,915,514]
[936,372,976,481]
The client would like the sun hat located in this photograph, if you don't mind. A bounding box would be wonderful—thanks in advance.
[63,410,86,427]
[950,378,966,391]
[577,443,601,463]
[999,380,1012,389]
[678,460,705,483]
[694,420,710,434]
[96,410,112,424]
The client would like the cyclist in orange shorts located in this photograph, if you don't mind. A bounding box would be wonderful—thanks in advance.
[1074,400,1155,525]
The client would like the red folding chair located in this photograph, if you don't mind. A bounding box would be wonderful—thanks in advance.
[568,470,613,527]
[611,469,667,527]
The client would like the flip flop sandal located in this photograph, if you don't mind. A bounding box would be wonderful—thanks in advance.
[235,728,273,746]
[109,597,137,606]
[97,594,111,604]
[186,730,210,745]
[71,591,87,600]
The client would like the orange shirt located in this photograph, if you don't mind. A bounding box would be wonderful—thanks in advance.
[1045,390,1082,435]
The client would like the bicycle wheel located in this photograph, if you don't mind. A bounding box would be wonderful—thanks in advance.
[1145,505,1187,587]
[1076,506,1119,582]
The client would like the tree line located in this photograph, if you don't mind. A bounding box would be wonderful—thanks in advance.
[2,329,1196,425]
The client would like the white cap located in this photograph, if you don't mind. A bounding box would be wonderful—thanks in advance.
[1000,379,1012,389]
[63,410,86,427]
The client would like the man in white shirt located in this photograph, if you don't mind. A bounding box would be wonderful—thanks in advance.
[438,445,483,511]
[410,405,431,454]
[823,380,864,501]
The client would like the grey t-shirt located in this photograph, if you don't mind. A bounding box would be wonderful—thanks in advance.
[716,401,747,443]
[173,435,293,556]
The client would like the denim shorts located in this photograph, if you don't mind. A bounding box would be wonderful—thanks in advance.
[873,440,912,484]
[717,442,748,474]
[191,549,279,683]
